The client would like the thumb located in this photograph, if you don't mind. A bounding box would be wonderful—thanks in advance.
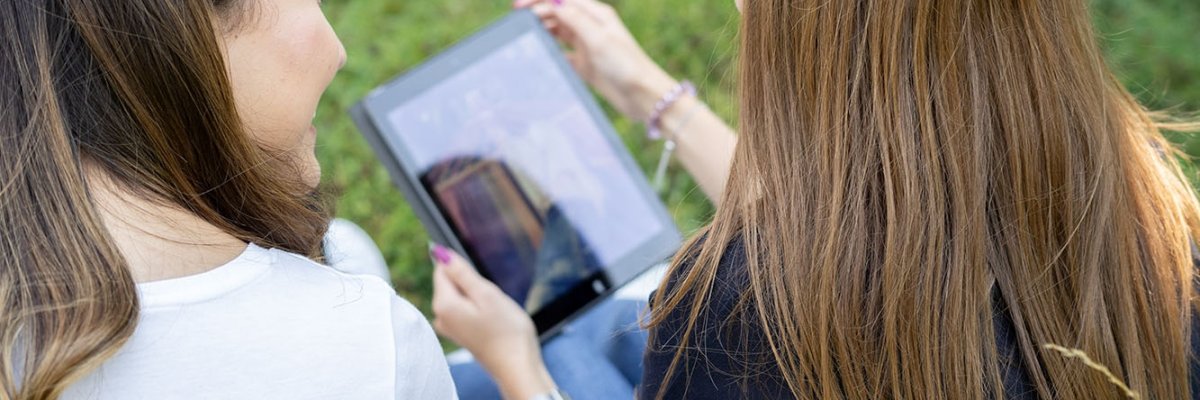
[431,264,475,336]
[431,263,470,312]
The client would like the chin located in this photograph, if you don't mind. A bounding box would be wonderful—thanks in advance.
[301,161,322,189]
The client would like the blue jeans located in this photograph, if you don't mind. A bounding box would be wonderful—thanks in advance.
[450,298,648,400]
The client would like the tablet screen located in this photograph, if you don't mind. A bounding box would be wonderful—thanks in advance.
[385,32,663,315]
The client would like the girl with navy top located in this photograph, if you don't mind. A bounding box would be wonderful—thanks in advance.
[439,0,1200,399]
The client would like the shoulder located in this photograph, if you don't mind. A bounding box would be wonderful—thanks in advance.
[641,234,792,399]
[236,247,403,325]
[268,246,397,299]
[67,246,457,399]
[253,249,458,398]
[133,244,401,316]
[386,292,458,399]
[645,235,752,354]
[652,234,750,318]
[272,249,456,398]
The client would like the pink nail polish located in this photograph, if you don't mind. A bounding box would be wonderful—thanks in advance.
[430,244,452,265]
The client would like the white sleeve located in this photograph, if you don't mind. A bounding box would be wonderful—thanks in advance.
[390,294,459,399]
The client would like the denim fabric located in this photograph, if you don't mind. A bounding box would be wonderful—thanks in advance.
[450,298,648,400]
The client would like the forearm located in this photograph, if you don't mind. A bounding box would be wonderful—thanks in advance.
[656,95,736,205]
[489,354,558,400]
[494,367,557,400]
[629,75,737,206]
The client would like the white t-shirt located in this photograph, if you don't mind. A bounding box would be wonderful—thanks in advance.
[63,244,457,400]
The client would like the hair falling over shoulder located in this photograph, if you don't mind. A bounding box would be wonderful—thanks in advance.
[0,1,330,398]
[649,0,1200,398]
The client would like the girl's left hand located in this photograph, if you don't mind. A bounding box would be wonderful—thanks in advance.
[429,244,556,400]
[515,0,678,122]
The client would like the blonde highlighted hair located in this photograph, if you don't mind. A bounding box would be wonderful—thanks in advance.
[1,1,330,398]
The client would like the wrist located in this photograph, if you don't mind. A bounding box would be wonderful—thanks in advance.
[627,68,678,122]
[495,367,555,400]
[645,80,696,140]
[657,95,702,142]
[489,347,556,400]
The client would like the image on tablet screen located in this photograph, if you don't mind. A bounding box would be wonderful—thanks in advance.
[386,32,663,314]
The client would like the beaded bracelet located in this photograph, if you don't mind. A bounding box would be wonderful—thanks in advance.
[646,80,696,140]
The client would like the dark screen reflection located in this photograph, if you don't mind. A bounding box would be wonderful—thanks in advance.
[422,156,602,313]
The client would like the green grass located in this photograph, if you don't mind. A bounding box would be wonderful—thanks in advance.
[314,0,1200,315]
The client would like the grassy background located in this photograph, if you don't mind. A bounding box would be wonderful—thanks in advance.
[314,0,1200,314]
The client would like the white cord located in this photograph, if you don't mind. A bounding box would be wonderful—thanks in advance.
[653,101,704,191]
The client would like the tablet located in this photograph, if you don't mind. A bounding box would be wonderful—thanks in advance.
[350,10,681,339]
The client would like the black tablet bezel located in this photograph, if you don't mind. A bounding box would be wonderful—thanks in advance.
[350,10,681,340]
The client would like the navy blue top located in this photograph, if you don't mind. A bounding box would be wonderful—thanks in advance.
[640,239,1200,399]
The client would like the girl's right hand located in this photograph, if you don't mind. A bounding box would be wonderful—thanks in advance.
[515,0,680,122]
[429,244,556,400]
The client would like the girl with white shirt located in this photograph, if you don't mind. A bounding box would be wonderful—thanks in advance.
[0,0,466,398]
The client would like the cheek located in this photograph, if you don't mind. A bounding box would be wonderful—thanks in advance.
[225,17,341,152]
[280,19,342,83]
[266,22,334,128]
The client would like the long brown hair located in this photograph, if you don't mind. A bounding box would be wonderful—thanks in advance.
[650,0,1200,398]
[0,0,331,398]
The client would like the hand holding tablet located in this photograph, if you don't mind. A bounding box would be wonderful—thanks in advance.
[519,0,680,122]
[429,243,558,400]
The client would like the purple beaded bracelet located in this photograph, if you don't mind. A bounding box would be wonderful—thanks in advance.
[646,80,696,140]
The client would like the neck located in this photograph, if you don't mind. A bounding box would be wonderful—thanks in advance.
[90,173,248,283]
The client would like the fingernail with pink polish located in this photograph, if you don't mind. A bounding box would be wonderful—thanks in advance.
[428,243,452,265]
